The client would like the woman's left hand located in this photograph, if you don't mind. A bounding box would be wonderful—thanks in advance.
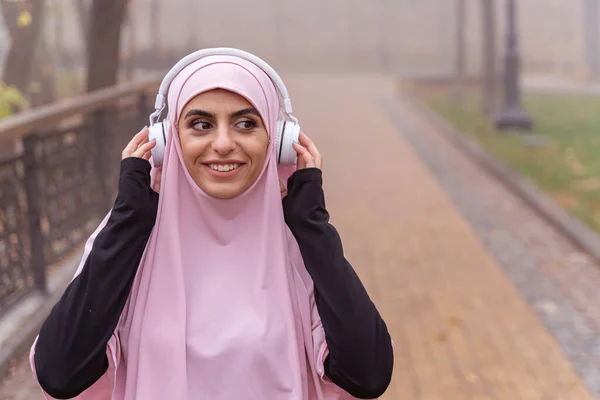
[292,132,323,170]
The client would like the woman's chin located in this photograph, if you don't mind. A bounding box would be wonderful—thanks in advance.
[189,164,262,199]
[193,176,247,199]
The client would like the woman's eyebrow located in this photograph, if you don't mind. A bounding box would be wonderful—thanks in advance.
[184,109,214,119]
[183,108,260,119]
[231,108,260,118]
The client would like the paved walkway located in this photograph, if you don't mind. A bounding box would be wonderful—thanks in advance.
[293,75,595,399]
[2,75,598,399]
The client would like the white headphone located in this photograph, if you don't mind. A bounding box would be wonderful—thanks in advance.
[148,47,301,167]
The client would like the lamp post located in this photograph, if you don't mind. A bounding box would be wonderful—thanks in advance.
[454,0,466,101]
[495,0,533,131]
[585,0,599,80]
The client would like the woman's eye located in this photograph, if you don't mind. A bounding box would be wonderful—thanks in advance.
[192,121,212,130]
[235,119,256,130]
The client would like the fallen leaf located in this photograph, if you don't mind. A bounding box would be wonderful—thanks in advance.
[448,316,463,328]
[433,331,447,343]
[465,372,479,383]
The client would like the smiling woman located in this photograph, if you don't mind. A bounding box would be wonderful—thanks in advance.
[29,48,394,400]
[178,89,270,199]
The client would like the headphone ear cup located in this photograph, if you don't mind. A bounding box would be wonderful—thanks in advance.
[148,120,169,167]
[277,120,300,165]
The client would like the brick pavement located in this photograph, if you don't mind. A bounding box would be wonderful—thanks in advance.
[383,87,600,398]
[1,75,596,399]
[290,75,595,399]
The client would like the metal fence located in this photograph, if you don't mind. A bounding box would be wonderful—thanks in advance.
[0,76,161,316]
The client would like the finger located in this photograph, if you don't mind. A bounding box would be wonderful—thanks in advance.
[292,141,309,157]
[298,132,315,149]
[133,140,156,158]
[121,128,148,158]
[292,142,306,169]
[134,126,150,141]
[136,137,150,152]
[123,127,150,156]
[142,150,152,160]
[299,143,316,168]
[292,142,315,168]
[139,140,156,154]
[299,132,321,166]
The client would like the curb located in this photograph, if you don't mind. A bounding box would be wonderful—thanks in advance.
[0,292,56,381]
[401,84,600,266]
[0,251,80,383]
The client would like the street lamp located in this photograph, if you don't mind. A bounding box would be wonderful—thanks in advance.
[495,0,533,131]
[584,0,599,80]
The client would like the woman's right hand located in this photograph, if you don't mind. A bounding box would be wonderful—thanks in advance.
[122,127,156,161]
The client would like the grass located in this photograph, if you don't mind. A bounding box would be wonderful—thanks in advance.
[415,83,600,233]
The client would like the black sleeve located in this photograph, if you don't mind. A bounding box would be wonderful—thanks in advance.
[33,157,159,399]
[282,168,394,399]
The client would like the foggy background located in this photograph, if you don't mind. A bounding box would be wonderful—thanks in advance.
[0,0,593,92]
[4,1,600,399]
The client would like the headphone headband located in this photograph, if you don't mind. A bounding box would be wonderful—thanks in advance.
[150,47,293,126]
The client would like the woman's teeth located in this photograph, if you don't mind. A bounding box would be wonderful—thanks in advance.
[208,163,240,172]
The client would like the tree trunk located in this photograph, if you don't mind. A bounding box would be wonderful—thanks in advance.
[1,0,45,100]
[454,0,467,101]
[29,39,56,107]
[481,0,497,116]
[121,1,134,81]
[85,0,127,92]
[73,0,89,44]
[150,0,161,57]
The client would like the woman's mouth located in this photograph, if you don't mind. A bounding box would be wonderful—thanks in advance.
[207,163,240,172]
[203,162,245,178]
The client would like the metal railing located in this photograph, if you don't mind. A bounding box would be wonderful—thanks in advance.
[0,75,162,316]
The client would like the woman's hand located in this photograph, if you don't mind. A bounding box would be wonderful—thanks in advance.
[122,127,161,193]
[292,132,322,170]
[122,127,156,161]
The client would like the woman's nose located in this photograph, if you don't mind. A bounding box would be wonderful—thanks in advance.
[211,126,236,155]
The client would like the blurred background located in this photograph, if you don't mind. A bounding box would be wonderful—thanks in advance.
[0,0,598,101]
[4,0,600,399]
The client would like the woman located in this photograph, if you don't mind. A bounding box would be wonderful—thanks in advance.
[30,50,394,399]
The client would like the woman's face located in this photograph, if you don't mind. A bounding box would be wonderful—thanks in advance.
[178,89,270,199]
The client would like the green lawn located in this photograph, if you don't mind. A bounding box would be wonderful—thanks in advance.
[415,84,600,232]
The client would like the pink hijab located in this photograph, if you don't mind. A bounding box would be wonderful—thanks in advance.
[30,55,358,399]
